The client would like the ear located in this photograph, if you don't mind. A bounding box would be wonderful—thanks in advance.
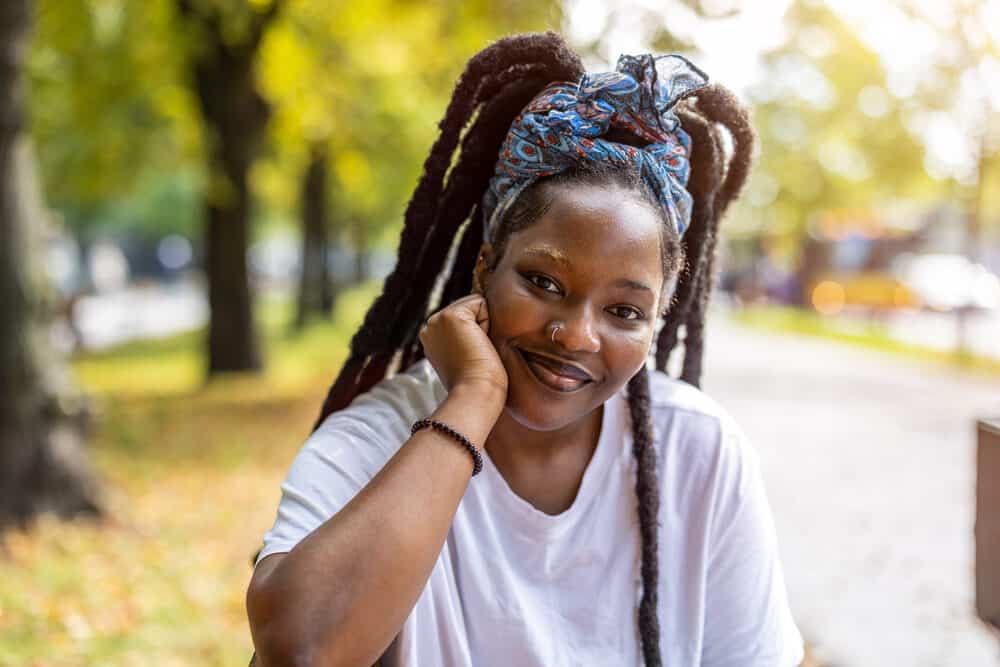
[472,242,494,295]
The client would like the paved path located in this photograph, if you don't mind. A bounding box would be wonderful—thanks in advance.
[701,311,1000,666]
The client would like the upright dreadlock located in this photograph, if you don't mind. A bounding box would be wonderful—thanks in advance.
[313,31,755,667]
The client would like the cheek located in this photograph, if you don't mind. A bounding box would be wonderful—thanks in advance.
[608,330,654,376]
[484,279,546,338]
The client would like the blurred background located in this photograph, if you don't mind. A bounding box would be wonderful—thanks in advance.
[1,0,999,664]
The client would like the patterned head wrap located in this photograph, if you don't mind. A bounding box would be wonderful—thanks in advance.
[482,53,710,243]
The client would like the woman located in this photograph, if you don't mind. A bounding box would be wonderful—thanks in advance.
[246,32,804,667]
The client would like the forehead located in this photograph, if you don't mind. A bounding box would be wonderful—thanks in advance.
[505,185,664,283]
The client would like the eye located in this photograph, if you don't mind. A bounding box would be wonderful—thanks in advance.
[526,273,561,294]
[608,305,645,321]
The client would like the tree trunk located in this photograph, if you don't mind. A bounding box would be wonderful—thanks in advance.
[294,143,333,331]
[178,1,284,374]
[196,42,265,375]
[351,217,371,284]
[0,0,100,530]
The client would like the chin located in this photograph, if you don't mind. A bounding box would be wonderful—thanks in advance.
[504,396,583,432]
[499,353,604,432]
[501,395,587,433]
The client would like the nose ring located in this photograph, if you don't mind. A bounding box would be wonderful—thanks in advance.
[550,324,561,345]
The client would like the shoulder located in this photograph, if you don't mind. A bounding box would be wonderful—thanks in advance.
[640,368,757,488]
[253,360,448,566]
[645,368,735,423]
[312,358,446,450]
[640,371,781,573]
[644,368,745,447]
[346,358,445,414]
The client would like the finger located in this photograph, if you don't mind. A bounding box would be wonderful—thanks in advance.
[445,294,486,320]
[475,298,490,334]
[449,293,483,308]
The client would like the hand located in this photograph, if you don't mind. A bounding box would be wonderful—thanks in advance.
[419,293,508,402]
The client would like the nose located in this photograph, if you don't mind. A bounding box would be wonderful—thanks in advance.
[553,305,600,354]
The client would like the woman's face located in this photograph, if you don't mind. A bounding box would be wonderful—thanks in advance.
[478,183,665,433]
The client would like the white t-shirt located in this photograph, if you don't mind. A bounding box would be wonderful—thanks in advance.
[256,359,804,667]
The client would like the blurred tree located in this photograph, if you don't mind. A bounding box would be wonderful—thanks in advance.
[893,0,999,216]
[258,0,562,329]
[0,0,100,529]
[293,143,332,329]
[891,0,1000,352]
[741,0,938,289]
[564,0,744,64]
[174,0,286,374]
[29,0,200,242]
[29,0,278,373]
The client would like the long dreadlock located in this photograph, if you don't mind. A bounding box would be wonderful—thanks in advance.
[312,31,754,667]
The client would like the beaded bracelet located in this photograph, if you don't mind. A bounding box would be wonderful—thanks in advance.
[411,418,483,476]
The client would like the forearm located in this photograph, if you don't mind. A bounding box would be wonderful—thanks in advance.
[249,385,502,667]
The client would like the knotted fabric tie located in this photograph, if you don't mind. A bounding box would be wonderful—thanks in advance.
[482,53,710,242]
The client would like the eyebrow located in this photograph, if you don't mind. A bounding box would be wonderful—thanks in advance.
[524,247,572,267]
[522,247,654,295]
[613,278,654,295]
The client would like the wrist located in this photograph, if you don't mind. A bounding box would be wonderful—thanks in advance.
[411,419,483,475]
[434,384,505,445]
[449,379,506,412]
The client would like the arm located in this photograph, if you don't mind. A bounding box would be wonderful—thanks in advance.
[247,383,503,667]
[247,293,506,667]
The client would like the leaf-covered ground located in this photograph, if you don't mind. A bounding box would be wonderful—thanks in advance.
[0,285,377,666]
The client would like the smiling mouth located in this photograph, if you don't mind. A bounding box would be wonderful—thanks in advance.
[517,349,594,393]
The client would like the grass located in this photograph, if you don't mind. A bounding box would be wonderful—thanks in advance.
[0,283,379,667]
[731,304,1000,377]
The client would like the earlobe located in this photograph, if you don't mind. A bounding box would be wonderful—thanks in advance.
[473,242,494,295]
[473,255,485,294]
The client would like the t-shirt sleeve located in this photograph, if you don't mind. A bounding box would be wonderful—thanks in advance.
[254,362,444,567]
[700,424,805,667]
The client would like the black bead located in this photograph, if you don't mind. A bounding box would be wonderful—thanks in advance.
[411,418,483,476]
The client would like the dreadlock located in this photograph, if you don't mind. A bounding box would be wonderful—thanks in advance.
[312,32,755,667]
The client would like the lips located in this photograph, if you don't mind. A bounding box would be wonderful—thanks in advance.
[518,349,594,392]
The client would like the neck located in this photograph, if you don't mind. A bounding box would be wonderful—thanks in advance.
[485,403,604,479]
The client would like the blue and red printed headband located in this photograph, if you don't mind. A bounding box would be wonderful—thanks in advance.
[482,53,710,243]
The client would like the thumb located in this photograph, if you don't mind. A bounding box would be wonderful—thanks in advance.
[474,296,490,335]
[445,293,489,329]
[451,293,491,334]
